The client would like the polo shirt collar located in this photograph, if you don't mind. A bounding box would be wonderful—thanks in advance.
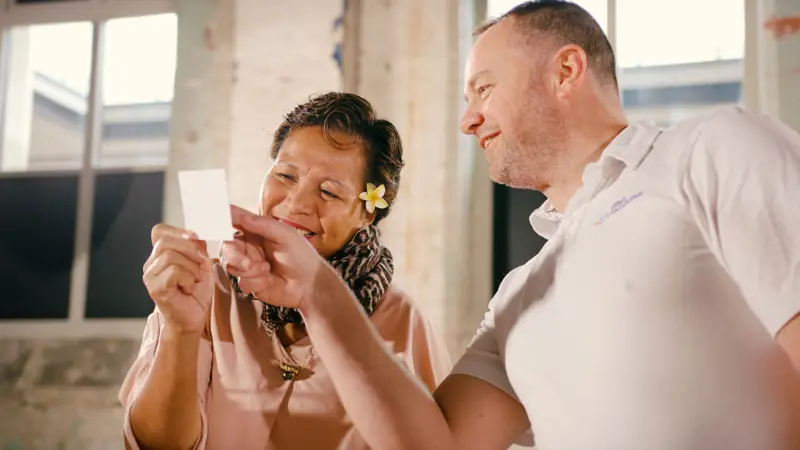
[529,121,661,239]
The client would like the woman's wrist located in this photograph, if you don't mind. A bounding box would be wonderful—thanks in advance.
[161,322,204,347]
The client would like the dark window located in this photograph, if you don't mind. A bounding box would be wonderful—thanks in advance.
[0,175,78,319]
[492,184,548,292]
[85,171,164,318]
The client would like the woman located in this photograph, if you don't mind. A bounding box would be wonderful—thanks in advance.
[119,92,452,450]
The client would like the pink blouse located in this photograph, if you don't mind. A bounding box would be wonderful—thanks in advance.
[118,267,452,450]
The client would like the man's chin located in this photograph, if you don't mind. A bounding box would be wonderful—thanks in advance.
[487,162,514,186]
[489,166,540,191]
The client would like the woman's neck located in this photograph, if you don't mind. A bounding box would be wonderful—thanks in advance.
[276,322,307,347]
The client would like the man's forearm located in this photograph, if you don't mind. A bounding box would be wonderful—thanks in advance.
[130,325,202,450]
[300,265,453,450]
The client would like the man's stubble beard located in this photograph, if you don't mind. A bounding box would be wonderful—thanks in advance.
[497,97,567,192]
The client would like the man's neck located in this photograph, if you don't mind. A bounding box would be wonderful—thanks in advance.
[544,120,628,213]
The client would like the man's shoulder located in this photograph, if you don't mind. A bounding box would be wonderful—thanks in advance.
[662,106,784,147]
[642,106,790,173]
[652,106,729,144]
[670,106,799,166]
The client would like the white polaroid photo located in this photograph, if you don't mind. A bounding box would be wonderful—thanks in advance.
[178,169,235,241]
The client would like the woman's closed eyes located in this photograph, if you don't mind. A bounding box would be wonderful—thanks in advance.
[320,189,339,200]
[275,172,342,201]
[276,172,295,182]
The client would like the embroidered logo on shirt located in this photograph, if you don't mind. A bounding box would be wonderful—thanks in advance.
[594,191,644,226]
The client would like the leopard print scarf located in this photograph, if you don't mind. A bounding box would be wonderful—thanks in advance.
[229,224,393,331]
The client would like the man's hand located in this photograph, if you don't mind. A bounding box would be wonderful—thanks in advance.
[220,205,326,309]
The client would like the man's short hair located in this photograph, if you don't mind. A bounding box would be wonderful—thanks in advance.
[476,0,618,88]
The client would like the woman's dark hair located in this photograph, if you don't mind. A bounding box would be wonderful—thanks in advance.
[271,92,404,225]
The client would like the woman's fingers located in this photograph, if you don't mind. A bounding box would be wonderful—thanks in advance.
[143,224,213,302]
[220,239,269,273]
[145,223,208,273]
[191,238,209,255]
[145,265,197,300]
[236,271,272,298]
[151,223,198,246]
[226,258,271,278]
[144,249,209,282]
[145,235,209,273]
[230,205,295,246]
[221,235,273,298]
[223,242,271,279]
[220,240,250,271]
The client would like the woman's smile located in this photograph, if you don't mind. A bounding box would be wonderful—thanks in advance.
[275,217,318,241]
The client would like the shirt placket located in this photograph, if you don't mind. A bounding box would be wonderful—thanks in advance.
[563,160,624,239]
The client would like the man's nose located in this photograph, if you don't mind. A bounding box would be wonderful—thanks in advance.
[460,104,484,135]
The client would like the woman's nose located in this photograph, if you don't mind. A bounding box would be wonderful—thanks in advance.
[285,185,315,215]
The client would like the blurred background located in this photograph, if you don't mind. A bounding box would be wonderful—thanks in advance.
[0,0,797,448]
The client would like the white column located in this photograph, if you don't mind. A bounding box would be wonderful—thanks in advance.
[228,0,344,210]
[1,27,33,171]
[744,0,800,132]
[164,0,345,234]
[355,0,492,356]
[163,0,235,227]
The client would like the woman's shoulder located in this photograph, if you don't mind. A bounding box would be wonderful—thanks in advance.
[370,284,436,334]
[370,284,453,380]
[373,284,422,317]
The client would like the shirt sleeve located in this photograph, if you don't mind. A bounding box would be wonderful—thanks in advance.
[118,308,214,450]
[685,107,800,337]
[451,268,535,447]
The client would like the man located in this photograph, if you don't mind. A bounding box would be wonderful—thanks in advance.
[226,1,800,449]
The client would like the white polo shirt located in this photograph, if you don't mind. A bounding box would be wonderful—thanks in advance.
[453,106,800,450]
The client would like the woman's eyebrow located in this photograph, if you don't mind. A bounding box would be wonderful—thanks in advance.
[273,161,297,170]
[323,177,354,193]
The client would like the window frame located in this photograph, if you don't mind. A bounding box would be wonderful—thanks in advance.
[0,0,176,338]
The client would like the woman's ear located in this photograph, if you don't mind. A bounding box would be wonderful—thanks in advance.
[364,210,376,227]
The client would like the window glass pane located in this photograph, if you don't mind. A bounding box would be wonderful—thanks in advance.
[617,0,744,68]
[617,0,745,126]
[0,175,78,319]
[0,22,92,172]
[85,171,164,318]
[96,14,177,169]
